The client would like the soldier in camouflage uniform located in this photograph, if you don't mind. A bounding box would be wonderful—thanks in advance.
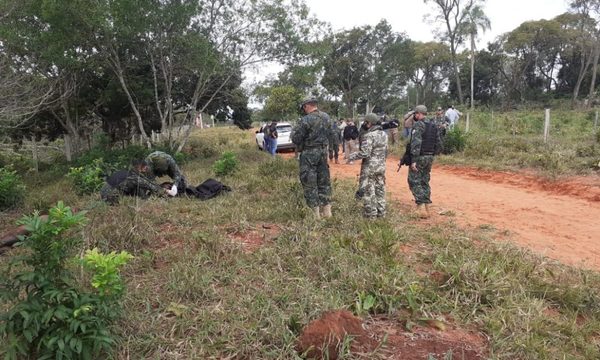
[291,98,335,219]
[408,105,443,218]
[145,151,186,196]
[100,159,173,205]
[348,113,388,218]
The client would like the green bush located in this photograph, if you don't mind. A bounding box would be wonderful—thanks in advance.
[68,158,106,195]
[0,167,26,210]
[73,144,147,170]
[442,127,467,154]
[213,151,239,176]
[0,202,132,360]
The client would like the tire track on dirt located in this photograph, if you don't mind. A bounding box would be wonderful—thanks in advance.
[329,158,600,271]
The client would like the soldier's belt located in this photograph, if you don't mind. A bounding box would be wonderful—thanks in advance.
[303,145,328,149]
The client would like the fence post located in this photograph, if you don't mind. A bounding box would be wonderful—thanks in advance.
[544,108,551,143]
[466,113,470,132]
[31,136,39,172]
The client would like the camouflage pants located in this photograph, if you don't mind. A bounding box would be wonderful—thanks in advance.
[100,183,120,205]
[408,155,434,205]
[362,172,386,217]
[299,148,331,208]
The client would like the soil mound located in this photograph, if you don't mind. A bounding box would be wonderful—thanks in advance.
[296,310,376,359]
[296,311,488,359]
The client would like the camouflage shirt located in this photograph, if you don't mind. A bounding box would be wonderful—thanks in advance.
[349,125,388,175]
[410,119,443,158]
[145,151,183,184]
[291,110,335,150]
[100,169,166,205]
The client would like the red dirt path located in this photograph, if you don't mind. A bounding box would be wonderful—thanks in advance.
[329,159,600,271]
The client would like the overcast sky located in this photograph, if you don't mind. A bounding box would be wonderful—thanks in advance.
[304,0,569,44]
[246,0,570,93]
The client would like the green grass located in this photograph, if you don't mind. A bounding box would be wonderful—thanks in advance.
[437,109,600,176]
[2,127,600,359]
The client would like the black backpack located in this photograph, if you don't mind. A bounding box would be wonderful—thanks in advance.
[185,178,232,200]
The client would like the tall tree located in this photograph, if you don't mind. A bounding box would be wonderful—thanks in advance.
[425,0,485,106]
[461,5,491,110]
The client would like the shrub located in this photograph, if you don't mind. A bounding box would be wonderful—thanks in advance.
[442,127,467,154]
[73,144,147,170]
[0,202,132,360]
[68,158,106,195]
[213,151,239,176]
[0,167,26,210]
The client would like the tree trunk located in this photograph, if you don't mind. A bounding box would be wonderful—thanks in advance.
[587,43,600,108]
[64,134,73,162]
[31,136,39,172]
[470,33,475,111]
[573,49,593,108]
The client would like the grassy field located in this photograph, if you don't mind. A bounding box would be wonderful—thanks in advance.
[2,126,600,359]
[435,109,600,177]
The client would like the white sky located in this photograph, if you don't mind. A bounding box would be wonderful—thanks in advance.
[304,0,569,44]
[245,0,570,99]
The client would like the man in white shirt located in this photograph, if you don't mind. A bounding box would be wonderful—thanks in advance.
[444,105,461,129]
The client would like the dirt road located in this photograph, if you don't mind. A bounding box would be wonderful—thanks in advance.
[328,159,600,271]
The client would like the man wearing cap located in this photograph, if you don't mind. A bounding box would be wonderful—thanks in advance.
[408,105,442,218]
[348,113,388,218]
[292,98,336,219]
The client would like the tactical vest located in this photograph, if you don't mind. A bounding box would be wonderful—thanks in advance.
[420,121,438,156]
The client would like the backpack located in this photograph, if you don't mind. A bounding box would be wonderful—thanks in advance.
[185,178,232,200]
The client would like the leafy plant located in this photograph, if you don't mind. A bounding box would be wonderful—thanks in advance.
[0,166,26,210]
[82,249,133,297]
[0,202,132,360]
[213,151,239,176]
[68,158,106,195]
[442,127,467,154]
[355,291,377,316]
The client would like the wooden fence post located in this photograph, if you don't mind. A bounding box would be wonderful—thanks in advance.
[544,108,551,143]
[466,113,470,132]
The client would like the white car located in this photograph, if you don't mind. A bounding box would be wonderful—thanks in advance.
[255,122,295,152]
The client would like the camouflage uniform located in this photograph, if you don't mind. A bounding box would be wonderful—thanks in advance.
[145,151,186,189]
[408,119,442,205]
[291,110,335,208]
[349,124,388,217]
[328,121,341,162]
[100,169,166,205]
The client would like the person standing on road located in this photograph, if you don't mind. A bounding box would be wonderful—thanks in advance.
[343,119,359,164]
[348,113,388,218]
[328,120,341,164]
[264,120,278,156]
[408,105,442,218]
[291,98,335,219]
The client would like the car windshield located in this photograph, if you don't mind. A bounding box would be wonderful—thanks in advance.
[277,125,292,133]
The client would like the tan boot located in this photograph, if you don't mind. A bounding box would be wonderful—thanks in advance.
[425,204,432,216]
[311,207,321,219]
[321,204,332,218]
[416,204,429,219]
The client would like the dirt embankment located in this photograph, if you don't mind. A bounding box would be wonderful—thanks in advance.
[329,158,600,271]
